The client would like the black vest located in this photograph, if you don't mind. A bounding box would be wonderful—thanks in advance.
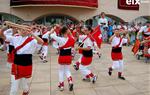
[14,54,32,66]
[82,49,93,57]
[42,38,48,43]
[112,47,122,53]
[8,45,14,53]
[59,48,71,56]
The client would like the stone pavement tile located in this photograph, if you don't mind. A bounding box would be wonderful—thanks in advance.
[51,90,74,95]
[34,63,50,71]
[129,80,150,93]
[144,92,150,95]
[0,84,10,95]
[73,88,97,95]
[114,84,144,95]
[0,74,10,84]
[31,59,50,80]
[94,86,120,95]
[127,74,150,83]
[95,78,129,88]
[29,82,50,95]
[73,80,96,89]
[124,70,135,76]
[126,65,149,75]
[98,71,119,80]
[32,72,50,83]
[0,71,10,95]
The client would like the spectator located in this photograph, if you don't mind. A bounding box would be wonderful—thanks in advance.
[98,12,108,42]
[107,21,113,42]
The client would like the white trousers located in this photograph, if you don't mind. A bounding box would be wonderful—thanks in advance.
[112,60,124,72]
[41,45,48,60]
[71,47,76,57]
[10,75,29,95]
[77,55,82,63]
[79,64,92,78]
[36,44,42,51]
[59,65,72,82]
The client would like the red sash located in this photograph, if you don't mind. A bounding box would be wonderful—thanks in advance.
[80,37,94,66]
[113,38,122,48]
[78,36,88,54]
[58,36,75,65]
[111,38,123,61]
[59,36,75,49]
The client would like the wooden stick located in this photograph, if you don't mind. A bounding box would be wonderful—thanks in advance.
[5,21,30,31]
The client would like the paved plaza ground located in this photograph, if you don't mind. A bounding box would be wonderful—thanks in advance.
[0,44,150,95]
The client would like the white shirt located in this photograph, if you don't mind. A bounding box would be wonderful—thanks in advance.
[113,25,117,30]
[139,26,150,35]
[6,35,38,54]
[4,28,14,53]
[4,28,13,36]
[83,36,94,49]
[134,25,140,31]
[50,32,71,49]
[78,35,87,43]
[117,25,127,30]
[111,36,128,47]
[42,31,49,39]
[98,18,108,27]
[33,30,41,36]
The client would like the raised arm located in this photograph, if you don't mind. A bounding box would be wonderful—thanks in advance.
[5,21,30,31]
[31,33,44,45]
[126,34,130,44]
[0,26,8,40]
[109,34,115,43]
[122,31,130,44]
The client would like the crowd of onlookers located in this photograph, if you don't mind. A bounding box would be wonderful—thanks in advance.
[102,21,143,45]
[95,12,147,45]
[0,15,148,51]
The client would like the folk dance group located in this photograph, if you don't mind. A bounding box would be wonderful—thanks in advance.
[0,21,130,95]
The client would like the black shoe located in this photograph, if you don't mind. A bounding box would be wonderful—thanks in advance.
[108,71,112,76]
[43,60,48,63]
[118,76,126,80]
[82,78,91,82]
[39,56,43,60]
[108,68,112,76]
[58,86,64,91]
[73,64,79,71]
[98,53,102,58]
[69,84,73,91]
[92,75,98,84]
[22,91,29,95]
[58,82,64,91]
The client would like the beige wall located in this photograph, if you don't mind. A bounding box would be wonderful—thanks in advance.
[0,0,149,22]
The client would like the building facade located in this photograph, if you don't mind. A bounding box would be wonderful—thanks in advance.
[0,0,149,24]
